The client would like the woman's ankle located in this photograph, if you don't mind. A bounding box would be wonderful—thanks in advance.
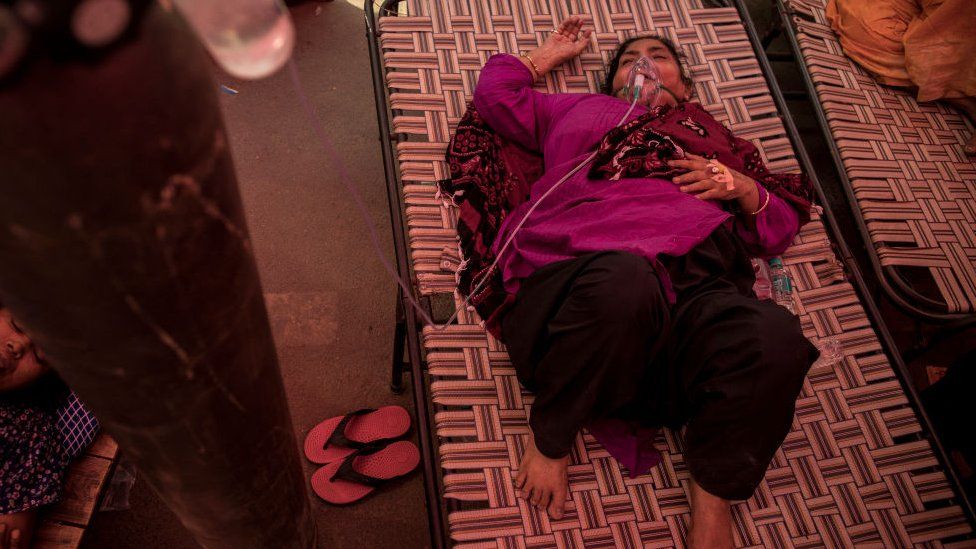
[687,477,732,548]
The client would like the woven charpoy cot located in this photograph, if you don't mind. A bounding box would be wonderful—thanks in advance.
[33,435,119,548]
[376,0,973,545]
[778,0,976,317]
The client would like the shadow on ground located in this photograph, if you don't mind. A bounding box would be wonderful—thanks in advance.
[81,2,430,548]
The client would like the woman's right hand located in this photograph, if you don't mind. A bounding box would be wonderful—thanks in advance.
[524,16,593,76]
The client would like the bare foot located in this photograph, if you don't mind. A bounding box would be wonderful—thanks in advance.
[687,478,733,549]
[946,97,976,156]
[514,433,570,519]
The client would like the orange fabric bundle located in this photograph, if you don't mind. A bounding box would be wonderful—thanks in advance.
[827,0,976,101]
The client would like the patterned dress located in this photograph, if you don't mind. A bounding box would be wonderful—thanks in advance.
[1,376,97,514]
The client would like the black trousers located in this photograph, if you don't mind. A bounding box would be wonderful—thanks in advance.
[501,227,818,501]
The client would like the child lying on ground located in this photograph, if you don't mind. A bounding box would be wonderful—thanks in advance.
[1,303,98,549]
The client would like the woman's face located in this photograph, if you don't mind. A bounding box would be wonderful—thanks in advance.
[0,308,48,392]
[611,38,690,107]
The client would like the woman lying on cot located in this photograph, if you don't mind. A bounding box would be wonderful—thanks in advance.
[458,17,819,547]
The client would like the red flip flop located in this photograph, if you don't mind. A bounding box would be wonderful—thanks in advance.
[311,440,420,505]
[303,406,411,464]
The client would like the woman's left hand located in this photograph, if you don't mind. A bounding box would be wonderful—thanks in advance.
[669,153,757,201]
[527,17,593,75]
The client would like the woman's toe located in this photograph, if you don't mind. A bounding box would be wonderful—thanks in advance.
[964,135,976,155]
[547,501,564,519]
[537,490,552,510]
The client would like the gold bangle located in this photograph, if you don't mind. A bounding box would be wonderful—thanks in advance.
[745,186,771,215]
[520,53,542,78]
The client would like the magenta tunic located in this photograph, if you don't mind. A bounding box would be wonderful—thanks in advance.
[472,54,800,301]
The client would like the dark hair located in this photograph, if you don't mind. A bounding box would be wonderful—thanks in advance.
[601,34,694,98]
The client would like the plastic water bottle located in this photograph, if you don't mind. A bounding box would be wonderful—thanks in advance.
[752,258,772,301]
[768,258,795,314]
[173,0,295,80]
[813,336,842,368]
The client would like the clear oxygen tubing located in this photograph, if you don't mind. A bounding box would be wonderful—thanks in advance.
[289,55,659,331]
[435,98,642,328]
